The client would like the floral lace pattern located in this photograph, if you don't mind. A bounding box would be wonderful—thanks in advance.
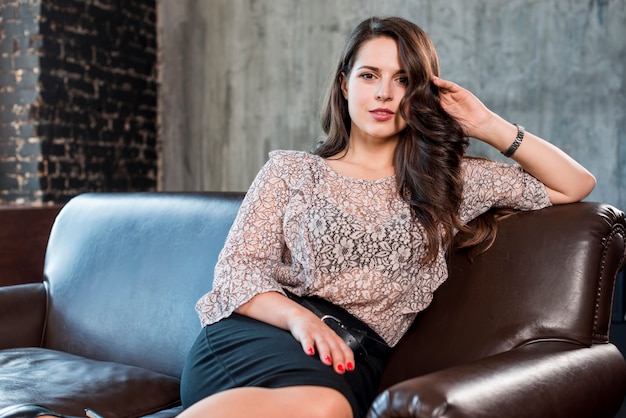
[195,150,551,346]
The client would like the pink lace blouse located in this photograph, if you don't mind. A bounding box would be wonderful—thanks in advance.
[195,150,551,346]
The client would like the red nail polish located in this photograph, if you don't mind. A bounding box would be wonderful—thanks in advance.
[324,355,332,363]
[337,364,345,373]
[307,347,315,355]
[346,362,354,371]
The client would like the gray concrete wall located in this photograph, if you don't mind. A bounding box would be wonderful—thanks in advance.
[158,0,625,210]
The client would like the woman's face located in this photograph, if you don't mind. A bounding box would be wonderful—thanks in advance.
[341,36,408,144]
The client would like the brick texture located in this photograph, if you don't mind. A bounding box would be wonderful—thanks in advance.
[0,0,42,203]
[34,0,158,203]
[0,0,157,204]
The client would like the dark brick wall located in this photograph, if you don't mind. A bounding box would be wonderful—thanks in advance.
[33,0,158,203]
[0,0,42,203]
[0,0,157,204]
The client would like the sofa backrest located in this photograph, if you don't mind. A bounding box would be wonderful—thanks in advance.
[380,202,626,389]
[43,192,244,378]
[42,193,626,386]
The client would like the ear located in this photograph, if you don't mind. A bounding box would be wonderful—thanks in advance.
[340,72,348,99]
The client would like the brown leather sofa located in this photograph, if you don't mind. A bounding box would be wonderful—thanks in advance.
[0,192,624,417]
[0,204,61,287]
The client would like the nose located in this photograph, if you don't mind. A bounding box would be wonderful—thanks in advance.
[376,80,393,101]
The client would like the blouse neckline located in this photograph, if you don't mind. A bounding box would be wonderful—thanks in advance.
[312,153,396,185]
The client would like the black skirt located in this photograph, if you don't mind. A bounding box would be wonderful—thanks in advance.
[180,312,391,418]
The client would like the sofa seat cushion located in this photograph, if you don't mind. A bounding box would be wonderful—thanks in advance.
[0,347,181,417]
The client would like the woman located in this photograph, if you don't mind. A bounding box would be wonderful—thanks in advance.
[179,16,595,418]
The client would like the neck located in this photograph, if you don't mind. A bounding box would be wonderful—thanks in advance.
[342,139,396,169]
[326,139,396,181]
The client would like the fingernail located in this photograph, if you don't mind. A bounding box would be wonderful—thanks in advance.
[346,362,354,371]
[324,355,332,363]
[307,347,315,355]
[337,364,345,373]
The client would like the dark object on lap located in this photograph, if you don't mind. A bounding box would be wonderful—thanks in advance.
[284,290,391,361]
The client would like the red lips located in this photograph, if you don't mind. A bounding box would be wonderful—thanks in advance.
[370,108,395,122]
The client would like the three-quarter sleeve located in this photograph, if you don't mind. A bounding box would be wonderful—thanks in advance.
[195,154,291,326]
[459,158,552,224]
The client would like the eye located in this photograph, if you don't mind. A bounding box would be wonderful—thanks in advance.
[396,76,409,86]
[359,72,376,80]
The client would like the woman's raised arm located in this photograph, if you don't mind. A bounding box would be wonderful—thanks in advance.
[432,76,596,204]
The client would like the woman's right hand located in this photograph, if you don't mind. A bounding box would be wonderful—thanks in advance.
[235,291,355,374]
[286,308,356,374]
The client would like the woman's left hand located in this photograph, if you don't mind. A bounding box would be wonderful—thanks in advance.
[432,76,596,204]
[431,76,495,140]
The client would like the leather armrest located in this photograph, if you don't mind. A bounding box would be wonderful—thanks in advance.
[0,283,47,349]
[369,342,626,418]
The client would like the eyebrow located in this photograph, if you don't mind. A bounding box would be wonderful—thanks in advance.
[356,65,407,75]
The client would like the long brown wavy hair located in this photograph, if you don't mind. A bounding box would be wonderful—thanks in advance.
[315,16,499,264]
